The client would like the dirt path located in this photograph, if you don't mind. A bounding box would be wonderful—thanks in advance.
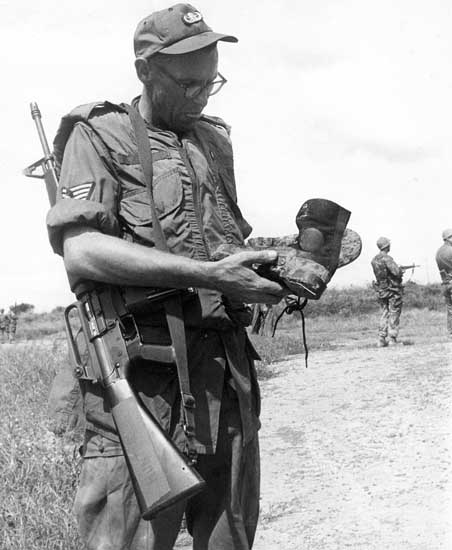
[175,340,452,549]
[254,340,452,549]
[8,332,448,548]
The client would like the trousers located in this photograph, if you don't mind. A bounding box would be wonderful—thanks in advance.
[73,383,260,550]
[443,284,452,336]
[377,292,403,340]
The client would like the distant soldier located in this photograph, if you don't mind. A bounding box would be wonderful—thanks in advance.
[435,228,452,338]
[371,237,404,347]
[7,309,17,343]
[0,309,6,343]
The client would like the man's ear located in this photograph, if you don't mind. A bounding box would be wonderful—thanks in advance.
[135,56,152,84]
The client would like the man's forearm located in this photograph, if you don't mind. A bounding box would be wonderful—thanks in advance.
[63,227,215,289]
[63,226,286,304]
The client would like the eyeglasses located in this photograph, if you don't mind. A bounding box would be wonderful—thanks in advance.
[154,65,227,99]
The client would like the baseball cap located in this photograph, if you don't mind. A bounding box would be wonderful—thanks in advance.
[376,236,390,250]
[134,3,238,58]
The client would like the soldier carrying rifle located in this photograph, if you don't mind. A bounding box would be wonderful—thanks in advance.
[0,309,7,343]
[29,6,288,549]
[371,236,419,347]
[7,308,17,343]
[436,228,452,338]
[25,4,361,548]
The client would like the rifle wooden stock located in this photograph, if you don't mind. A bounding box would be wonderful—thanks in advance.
[65,291,205,520]
[107,378,204,519]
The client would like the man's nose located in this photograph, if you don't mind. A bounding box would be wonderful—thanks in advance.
[192,88,209,107]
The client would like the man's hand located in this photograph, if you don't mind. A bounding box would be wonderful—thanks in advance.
[208,250,287,304]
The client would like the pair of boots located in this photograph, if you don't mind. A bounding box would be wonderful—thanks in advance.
[213,198,362,300]
[378,337,399,347]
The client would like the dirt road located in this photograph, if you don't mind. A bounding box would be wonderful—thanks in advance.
[175,339,451,549]
[254,340,452,549]
[10,331,448,548]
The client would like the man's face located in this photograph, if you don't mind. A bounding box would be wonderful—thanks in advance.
[147,47,219,133]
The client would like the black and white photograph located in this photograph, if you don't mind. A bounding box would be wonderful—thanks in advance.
[1,1,451,548]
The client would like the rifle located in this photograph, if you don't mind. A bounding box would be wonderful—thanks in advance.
[24,103,205,520]
[400,264,420,273]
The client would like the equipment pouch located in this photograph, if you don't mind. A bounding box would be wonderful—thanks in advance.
[47,362,84,436]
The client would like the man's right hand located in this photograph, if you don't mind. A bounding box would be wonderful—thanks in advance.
[208,250,287,304]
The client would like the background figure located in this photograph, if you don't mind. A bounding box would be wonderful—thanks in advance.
[0,309,5,343]
[371,237,403,346]
[435,228,452,338]
[7,309,17,343]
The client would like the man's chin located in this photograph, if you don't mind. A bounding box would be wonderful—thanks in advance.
[176,113,202,131]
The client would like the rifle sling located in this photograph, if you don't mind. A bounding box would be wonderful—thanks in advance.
[125,104,197,460]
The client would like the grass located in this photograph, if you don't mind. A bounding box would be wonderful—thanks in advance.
[0,344,83,550]
[14,309,66,342]
[10,283,445,343]
[250,307,446,377]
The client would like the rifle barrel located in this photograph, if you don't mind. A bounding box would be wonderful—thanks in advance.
[27,102,58,206]
[30,102,53,159]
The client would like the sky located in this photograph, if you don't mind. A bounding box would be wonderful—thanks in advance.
[0,0,451,311]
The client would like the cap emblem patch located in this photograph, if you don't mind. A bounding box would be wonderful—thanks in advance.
[183,11,203,25]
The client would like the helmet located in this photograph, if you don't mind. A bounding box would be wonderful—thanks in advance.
[376,236,390,250]
[442,228,452,241]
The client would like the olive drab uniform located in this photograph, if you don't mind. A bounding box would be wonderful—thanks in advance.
[371,251,403,343]
[435,240,452,337]
[0,310,6,343]
[46,99,261,550]
[7,311,17,343]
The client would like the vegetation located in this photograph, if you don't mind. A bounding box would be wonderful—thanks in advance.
[0,344,82,550]
[11,283,445,343]
[9,303,35,315]
[15,308,66,341]
[300,281,443,318]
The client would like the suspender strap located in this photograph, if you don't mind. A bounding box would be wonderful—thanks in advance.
[125,104,197,461]
[126,105,168,251]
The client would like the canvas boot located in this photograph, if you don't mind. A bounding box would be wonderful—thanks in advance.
[212,198,361,300]
[388,337,399,346]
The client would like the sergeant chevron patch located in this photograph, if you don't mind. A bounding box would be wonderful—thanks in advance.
[61,182,94,200]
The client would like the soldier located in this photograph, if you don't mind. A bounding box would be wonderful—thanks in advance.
[371,237,404,347]
[46,5,287,549]
[7,309,17,343]
[0,309,6,343]
[435,228,452,338]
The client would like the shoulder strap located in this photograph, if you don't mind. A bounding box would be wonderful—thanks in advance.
[124,104,198,462]
[124,104,168,252]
